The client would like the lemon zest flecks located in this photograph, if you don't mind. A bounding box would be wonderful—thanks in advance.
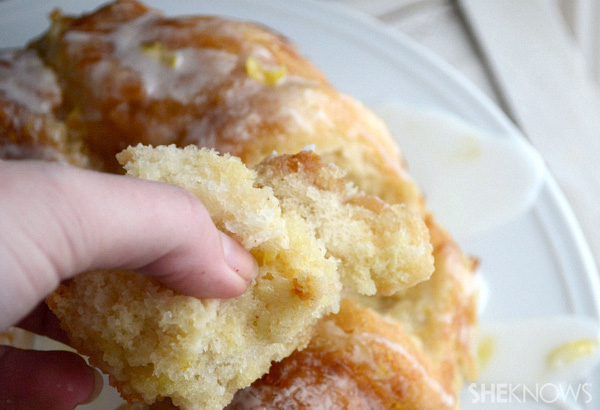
[546,339,599,370]
[454,135,482,161]
[141,42,180,68]
[477,336,495,369]
[245,55,286,86]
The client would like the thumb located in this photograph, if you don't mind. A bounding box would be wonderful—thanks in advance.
[0,160,258,329]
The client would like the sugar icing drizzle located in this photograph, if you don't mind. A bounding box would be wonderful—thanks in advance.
[0,49,61,113]
[63,14,241,103]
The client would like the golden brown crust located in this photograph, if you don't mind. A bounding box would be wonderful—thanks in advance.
[30,0,328,172]
[15,0,420,207]
[227,299,457,410]
[0,49,92,167]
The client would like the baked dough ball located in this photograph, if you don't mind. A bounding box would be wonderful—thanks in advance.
[0,49,91,167]
[335,138,479,407]
[254,150,433,296]
[27,0,421,207]
[28,0,325,170]
[228,298,459,410]
[223,218,478,410]
[48,145,434,410]
[127,296,472,410]
[225,217,478,410]
[1,1,478,407]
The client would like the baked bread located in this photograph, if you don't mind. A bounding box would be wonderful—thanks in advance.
[228,298,458,410]
[356,216,479,386]
[1,1,478,409]
[121,258,477,410]
[254,150,433,296]
[23,0,421,207]
[119,296,461,410]
[49,145,339,410]
[0,49,91,167]
[224,214,478,410]
[48,144,434,410]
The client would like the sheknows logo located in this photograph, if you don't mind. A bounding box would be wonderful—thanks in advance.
[467,383,593,404]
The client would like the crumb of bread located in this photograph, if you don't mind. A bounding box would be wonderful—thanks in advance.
[255,151,434,296]
[48,145,341,410]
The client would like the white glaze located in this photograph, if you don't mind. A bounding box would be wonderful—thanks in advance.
[64,14,239,103]
[476,317,600,385]
[374,102,546,241]
[0,49,60,113]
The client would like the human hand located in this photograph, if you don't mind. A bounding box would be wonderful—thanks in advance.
[0,159,258,410]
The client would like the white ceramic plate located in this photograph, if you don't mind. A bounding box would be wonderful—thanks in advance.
[1,1,599,409]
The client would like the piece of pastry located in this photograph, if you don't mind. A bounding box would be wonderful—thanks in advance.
[122,249,477,410]
[228,298,459,410]
[1,1,478,408]
[25,0,420,206]
[48,144,434,410]
[0,49,91,167]
[253,150,433,296]
[357,216,479,386]
[223,209,478,410]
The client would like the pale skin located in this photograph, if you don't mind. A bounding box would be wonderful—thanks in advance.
[0,159,258,410]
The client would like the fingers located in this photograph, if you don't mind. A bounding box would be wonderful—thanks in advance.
[6,305,102,410]
[0,346,102,410]
[0,160,258,329]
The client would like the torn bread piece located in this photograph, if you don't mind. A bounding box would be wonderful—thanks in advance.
[49,145,341,410]
[255,150,434,296]
[48,145,433,410]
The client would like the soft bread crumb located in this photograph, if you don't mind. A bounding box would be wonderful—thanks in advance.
[255,151,434,296]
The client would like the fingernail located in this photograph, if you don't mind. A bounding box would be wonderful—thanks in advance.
[219,232,259,283]
[81,367,104,405]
